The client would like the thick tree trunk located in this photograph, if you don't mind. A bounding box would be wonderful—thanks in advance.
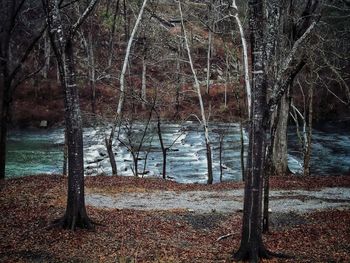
[44,0,99,230]
[60,39,92,229]
[271,91,291,176]
[233,0,271,260]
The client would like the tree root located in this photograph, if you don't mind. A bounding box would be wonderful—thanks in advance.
[47,214,98,231]
[233,245,293,262]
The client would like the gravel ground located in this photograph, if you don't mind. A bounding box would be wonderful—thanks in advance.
[86,187,350,214]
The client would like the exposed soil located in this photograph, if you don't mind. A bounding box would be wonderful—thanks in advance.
[0,175,350,262]
[86,187,350,214]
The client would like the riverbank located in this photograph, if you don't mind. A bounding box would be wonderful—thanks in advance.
[1,175,349,262]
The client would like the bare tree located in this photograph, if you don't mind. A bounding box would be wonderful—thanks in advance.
[105,0,149,175]
[178,0,213,184]
[42,0,99,230]
[233,0,271,260]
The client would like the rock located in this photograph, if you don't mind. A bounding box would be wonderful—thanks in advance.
[98,148,107,157]
[86,156,105,164]
[39,120,48,128]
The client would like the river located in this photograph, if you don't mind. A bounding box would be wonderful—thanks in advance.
[5,121,350,183]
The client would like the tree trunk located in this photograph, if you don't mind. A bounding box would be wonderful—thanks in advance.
[88,31,96,114]
[206,28,212,95]
[0,80,11,180]
[156,115,167,179]
[44,0,99,230]
[118,0,148,115]
[271,91,291,176]
[231,0,251,117]
[141,55,147,109]
[61,39,92,229]
[42,30,51,79]
[233,0,271,260]
[219,134,224,182]
[179,1,213,184]
[63,129,68,176]
[107,0,120,68]
[303,81,313,176]
[105,128,117,175]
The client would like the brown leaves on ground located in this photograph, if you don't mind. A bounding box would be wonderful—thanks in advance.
[0,175,349,262]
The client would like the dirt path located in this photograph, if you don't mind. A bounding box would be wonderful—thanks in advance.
[86,187,350,214]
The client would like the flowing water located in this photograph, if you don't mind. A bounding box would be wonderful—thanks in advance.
[5,121,350,183]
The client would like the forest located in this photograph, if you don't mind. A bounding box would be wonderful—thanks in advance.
[0,0,350,262]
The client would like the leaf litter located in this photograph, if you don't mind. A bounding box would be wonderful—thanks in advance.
[0,174,349,262]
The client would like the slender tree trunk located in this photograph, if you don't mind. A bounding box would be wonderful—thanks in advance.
[107,0,120,68]
[206,29,212,95]
[179,1,213,184]
[88,31,96,114]
[118,0,148,115]
[156,115,167,179]
[219,134,224,182]
[233,0,272,260]
[43,30,51,79]
[231,0,251,117]
[175,41,182,116]
[105,126,117,175]
[303,81,313,176]
[239,118,245,181]
[141,55,147,109]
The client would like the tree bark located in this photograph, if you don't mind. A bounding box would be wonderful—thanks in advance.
[303,80,313,176]
[118,0,148,115]
[233,0,271,260]
[141,55,147,109]
[271,91,291,176]
[62,39,92,229]
[157,115,167,179]
[231,0,251,117]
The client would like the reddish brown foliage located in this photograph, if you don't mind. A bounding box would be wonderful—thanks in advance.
[0,175,349,262]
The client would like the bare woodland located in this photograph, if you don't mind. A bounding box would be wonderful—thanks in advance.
[0,0,349,262]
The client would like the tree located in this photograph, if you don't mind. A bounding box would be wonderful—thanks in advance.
[178,0,213,184]
[42,0,99,230]
[266,0,322,178]
[0,0,45,179]
[233,0,271,260]
[105,0,149,176]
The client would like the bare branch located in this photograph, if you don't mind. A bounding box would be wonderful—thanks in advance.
[71,0,99,36]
